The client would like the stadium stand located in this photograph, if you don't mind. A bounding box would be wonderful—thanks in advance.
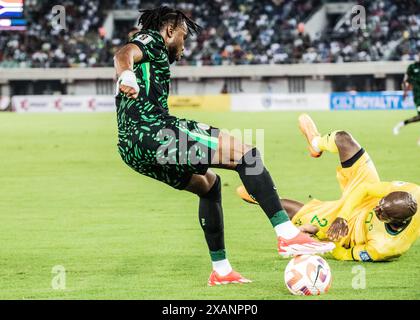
[320,0,420,62]
[0,0,418,68]
[0,0,116,68]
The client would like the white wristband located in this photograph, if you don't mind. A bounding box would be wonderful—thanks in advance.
[116,70,140,96]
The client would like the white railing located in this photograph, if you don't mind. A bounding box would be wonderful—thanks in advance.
[0,61,410,82]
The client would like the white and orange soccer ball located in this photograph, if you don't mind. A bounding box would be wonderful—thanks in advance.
[284,255,332,296]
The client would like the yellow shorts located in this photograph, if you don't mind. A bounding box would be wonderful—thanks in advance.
[292,152,380,239]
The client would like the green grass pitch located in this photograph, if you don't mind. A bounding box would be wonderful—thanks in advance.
[0,110,419,300]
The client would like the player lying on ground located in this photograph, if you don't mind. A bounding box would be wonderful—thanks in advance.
[113,6,334,286]
[393,55,420,145]
[238,114,420,262]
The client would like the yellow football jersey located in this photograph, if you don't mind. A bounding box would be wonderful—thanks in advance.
[239,150,420,262]
[331,181,420,261]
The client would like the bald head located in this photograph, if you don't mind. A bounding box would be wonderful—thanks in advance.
[374,191,417,224]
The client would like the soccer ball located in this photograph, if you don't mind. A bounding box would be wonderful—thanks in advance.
[284,255,332,296]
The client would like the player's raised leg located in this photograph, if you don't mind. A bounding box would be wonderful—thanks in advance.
[298,114,324,158]
[185,171,251,286]
[298,113,362,162]
[299,114,382,242]
[211,132,335,257]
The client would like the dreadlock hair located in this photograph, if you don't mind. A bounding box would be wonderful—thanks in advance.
[138,6,201,35]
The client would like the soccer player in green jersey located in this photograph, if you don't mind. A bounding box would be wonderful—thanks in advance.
[393,57,420,145]
[114,6,334,286]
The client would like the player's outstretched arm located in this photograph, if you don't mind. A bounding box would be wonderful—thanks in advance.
[331,238,400,262]
[337,182,391,220]
[114,44,143,99]
[327,182,392,241]
[327,184,369,242]
[331,244,380,262]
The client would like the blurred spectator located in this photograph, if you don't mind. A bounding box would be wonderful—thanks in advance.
[0,0,418,68]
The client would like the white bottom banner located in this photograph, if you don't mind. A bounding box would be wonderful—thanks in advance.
[12,96,116,113]
[231,93,329,112]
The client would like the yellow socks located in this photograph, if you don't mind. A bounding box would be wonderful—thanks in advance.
[313,131,339,153]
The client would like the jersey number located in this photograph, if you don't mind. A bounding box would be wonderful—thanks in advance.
[311,215,328,227]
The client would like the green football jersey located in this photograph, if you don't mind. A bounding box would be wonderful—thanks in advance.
[116,29,171,124]
[407,62,420,100]
[114,29,220,190]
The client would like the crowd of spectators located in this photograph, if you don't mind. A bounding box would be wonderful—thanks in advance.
[0,0,418,68]
[318,0,420,63]
[0,0,115,68]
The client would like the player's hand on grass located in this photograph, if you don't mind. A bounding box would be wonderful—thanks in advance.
[117,70,140,99]
[327,217,349,241]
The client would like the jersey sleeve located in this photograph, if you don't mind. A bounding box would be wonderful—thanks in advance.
[129,32,164,63]
[331,243,382,261]
[333,181,420,262]
[330,246,354,261]
[336,182,393,221]
[351,244,383,261]
[334,235,416,262]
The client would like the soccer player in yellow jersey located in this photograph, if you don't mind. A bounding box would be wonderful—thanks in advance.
[237,114,420,262]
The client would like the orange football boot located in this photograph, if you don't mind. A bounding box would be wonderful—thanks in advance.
[298,113,322,158]
[208,270,252,286]
[278,232,335,258]
[236,185,258,204]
